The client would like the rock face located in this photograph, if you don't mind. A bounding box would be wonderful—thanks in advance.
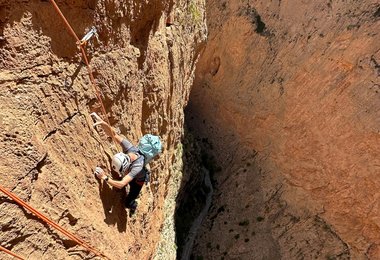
[0,0,206,259]
[187,0,380,259]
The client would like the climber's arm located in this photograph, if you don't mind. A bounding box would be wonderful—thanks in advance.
[97,121,123,144]
[105,175,133,189]
[94,167,133,189]
[91,112,123,144]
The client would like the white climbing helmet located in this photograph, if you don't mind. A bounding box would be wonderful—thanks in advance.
[111,152,131,176]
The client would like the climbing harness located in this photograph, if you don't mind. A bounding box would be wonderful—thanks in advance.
[0,185,110,259]
[80,26,99,46]
[0,245,25,260]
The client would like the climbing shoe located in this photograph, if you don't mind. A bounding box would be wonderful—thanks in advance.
[128,201,138,217]
[130,201,138,210]
[125,200,137,209]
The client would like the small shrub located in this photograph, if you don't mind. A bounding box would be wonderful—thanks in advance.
[189,2,202,24]
[256,216,264,222]
[347,24,359,30]
[290,216,300,223]
[217,206,225,213]
[238,220,250,226]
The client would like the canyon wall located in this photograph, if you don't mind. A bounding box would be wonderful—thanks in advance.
[187,0,380,259]
[0,0,206,259]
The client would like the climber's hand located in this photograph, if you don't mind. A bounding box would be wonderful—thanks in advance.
[94,167,105,179]
[90,112,117,141]
[91,112,105,127]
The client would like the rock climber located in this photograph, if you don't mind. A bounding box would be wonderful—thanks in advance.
[91,112,147,214]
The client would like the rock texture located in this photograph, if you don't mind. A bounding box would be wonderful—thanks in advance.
[187,0,380,259]
[0,0,206,259]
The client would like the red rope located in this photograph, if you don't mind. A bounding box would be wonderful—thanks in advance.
[79,44,111,133]
[0,186,110,259]
[49,0,118,149]
[0,245,25,260]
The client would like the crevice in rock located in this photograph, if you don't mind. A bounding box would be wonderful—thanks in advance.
[370,55,380,76]
[5,234,33,250]
[238,5,268,36]
[60,111,79,125]
[19,63,47,73]
[168,48,175,103]
[254,13,266,34]
[314,215,351,257]
[27,152,48,182]
[59,209,79,227]
[43,128,59,141]
[174,129,218,259]
[43,111,79,141]
[129,1,168,69]
[141,90,155,133]
[62,238,78,249]
[180,167,213,260]
[374,6,380,18]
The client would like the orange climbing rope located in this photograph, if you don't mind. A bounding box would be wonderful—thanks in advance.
[0,186,110,259]
[49,0,117,149]
[0,245,25,260]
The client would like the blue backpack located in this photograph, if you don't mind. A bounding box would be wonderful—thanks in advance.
[138,134,162,165]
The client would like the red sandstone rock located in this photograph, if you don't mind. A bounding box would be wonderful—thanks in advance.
[0,0,206,259]
[188,0,380,259]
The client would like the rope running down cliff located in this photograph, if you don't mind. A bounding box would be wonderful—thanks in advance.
[49,0,118,149]
[0,185,110,259]
[0,245,25,260]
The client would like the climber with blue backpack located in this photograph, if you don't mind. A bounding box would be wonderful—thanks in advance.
[90,112,162,215]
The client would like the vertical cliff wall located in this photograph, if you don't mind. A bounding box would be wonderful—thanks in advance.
[187,0,379,259]
[0,0,206,259]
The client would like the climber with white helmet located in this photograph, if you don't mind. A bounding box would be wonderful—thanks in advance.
[91,112,147,214]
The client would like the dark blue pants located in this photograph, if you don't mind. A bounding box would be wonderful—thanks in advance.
[125,180,144,209]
